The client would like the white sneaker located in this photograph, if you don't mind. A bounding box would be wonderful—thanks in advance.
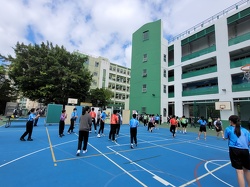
[101,134,105,137]
[76,150,80,156]
[97,134,101,138]
[82,150,87,154]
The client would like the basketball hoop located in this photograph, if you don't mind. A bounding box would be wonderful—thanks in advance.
[241,64,250,82]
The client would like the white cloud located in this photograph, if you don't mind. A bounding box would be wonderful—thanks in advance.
[0,0,241,67]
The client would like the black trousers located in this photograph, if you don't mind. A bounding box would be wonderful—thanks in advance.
[21,121,33,139]
[116,124,120,135]
[34,118,39,126]
[109,124,117,141]
[98,120,105,134]
[77,131,89,151]
[59,120,65,135]
[130,128,137,144]
[91,118,96,131]
[68,119,75,133]
[170,125,176,137]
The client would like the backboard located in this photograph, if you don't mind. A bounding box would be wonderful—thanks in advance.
[215,101,231,110]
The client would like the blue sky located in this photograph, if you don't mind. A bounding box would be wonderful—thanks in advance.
[0,0,240,67]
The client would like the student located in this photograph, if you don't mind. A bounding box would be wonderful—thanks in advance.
[129,113,139,149]
[214,117,224,139]
[76,106,92,156]
[89,108,97,133]
[207,117,213,130]
[109,110,118,142]
[20,108,40,141]
[96,110,101,126]
[59,109,67,137]
[181,115,188,134]
[68,108,78,134]
[116,111,122,137]
[196,116,207,140]
[34,108,41,126]
[148,114,155,132]
[97,109,107,138]
[170,115,178,137]
[154,114,160,130]
[224,115,250,187]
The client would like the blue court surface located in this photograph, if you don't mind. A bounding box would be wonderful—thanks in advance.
[0,118,238,187]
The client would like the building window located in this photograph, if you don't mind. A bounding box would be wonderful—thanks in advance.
[127,71,130,75]
[143,30,149,41]
[142,84,147,92]
[163,108,166,117]
[93,72,98,76]
[95,62,99,67]
[163,85,166,93]
[142,69,147,77]
[163,69,166,78]
[117,68,120,73]
[163,54,166,62]
[141,107,146,114]
[110,66,112,70]
[143,54,148,62]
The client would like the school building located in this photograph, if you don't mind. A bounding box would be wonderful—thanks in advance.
[75,51,131,110]
[129,0,250,124]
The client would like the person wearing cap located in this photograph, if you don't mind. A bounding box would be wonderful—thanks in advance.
[68,108,78,134]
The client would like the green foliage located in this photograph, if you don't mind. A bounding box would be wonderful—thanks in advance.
[0,65,18,114]
[89,88,113,108]
[1,41,92,105]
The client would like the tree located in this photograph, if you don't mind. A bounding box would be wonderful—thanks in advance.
[0,41,92,105]
[0,65,18,115]
[89,88,113,108]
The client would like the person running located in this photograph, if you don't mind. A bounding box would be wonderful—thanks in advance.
[154,114,160,130]
[76,106,92,156]
[148,114,155,132]
[109,110,118,142]
[129,113,139,149]
[143,114,148,126]
[89,108,97,133]
[68,108,78,134]
[170,115,178,137]
[196,116,207,140]
[181,115,188,134]
[214,117,224,139]
[224,115,250,187]
[20,108,40,141]
[97,109,107,138]
[59,109,67,137]
[207,117,213,130]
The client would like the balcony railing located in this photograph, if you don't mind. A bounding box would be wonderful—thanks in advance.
[229,32,250,46]
[168,92,174,98]
[181,45,216,62]
[230,58,250,69]
[182,66,217,79]
[232,82,250,92]
[168,76,174,82]
[182,86,219,96]
[168,60,174,67]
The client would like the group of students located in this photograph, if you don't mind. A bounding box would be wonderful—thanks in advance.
[140,114,161,132]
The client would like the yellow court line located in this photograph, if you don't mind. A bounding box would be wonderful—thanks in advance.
[45,127,57,166]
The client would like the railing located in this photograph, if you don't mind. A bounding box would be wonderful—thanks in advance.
[168,0,250,43]
[182,86,219,96]
[168,60,174,67]
[182,66,217,79]
[232,82,250,92]
[228,32,250,46]
[168,76,174,82]
[230,57,250,68]
[181,45,216,62]
[168,92,174,98]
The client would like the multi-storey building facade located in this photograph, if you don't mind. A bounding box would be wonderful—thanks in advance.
[77,52,131,109]
[130,0,250,124]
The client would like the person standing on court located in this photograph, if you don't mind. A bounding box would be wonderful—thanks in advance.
[68,108,78,134]
[20,108,40,141]
[214,117,224,139]
[196,116,207,140]
[97,109,107,138]
[59,109,67,137]
[33,108,41,126]
[76,106,92,156]
[96,109,101,127]
[89,108,97,133]
[170,115,178,137]
[224,115,250,187]
[116,111,122,137]
[109,110,118,142]
[130,113,139,149]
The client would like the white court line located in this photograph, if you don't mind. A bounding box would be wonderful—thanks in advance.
[179,161,231,187]
[73,133,148,187]
[107,146,175,187]
[204,160,233,187]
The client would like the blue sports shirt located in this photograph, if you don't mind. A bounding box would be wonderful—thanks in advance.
[224,126,250,149]
[130,118,139,128]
